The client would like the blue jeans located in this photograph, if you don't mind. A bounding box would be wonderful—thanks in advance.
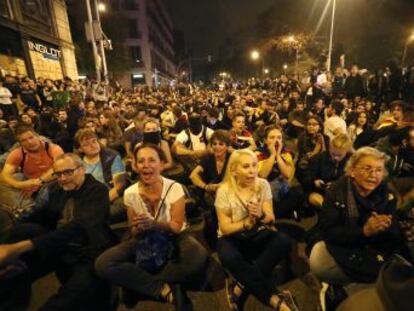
[95,233,208,298]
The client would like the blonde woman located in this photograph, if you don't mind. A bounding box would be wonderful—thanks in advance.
[215,149,298,311]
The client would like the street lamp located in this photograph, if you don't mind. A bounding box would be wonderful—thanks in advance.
[264,68,269,74]
[327,0,337,73]
[402,32,414,67]
[98,2,106,12]
[283,64,288,70]
[250,50,260,61]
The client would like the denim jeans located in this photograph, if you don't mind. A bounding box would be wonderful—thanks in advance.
[95,233,208,299]
[217,230,291,305]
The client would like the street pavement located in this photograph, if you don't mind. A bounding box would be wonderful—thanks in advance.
[30,217,321,311]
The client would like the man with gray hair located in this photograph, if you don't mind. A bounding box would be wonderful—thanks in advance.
[0,153,116,310]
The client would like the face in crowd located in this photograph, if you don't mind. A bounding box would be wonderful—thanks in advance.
[265,128,283,151]
[53,157,85,191]
[306,118,321,135]
[17,130,42,152]
[79,136,101,157]
[232,115,245,133]
[143,121,162,145]
[349,155,386,194]
[392,105,403,121]
[329,145,349,163]
[211,138,228,159]
[134,146,164,185]
[357,112,368,127]
[233,153,258,188]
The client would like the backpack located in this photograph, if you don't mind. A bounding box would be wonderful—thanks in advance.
[184,126,208,150]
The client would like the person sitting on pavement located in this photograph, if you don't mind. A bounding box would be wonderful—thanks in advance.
[190,130,232,245]
[309,147,405,310]
[324,100,347,141]
[0,125,64,221]
[296,116,328,184]
[301,133,353,209]
[75,129,127,224]
[215,148,297,311]
[229,111,256,151]
[256,125,304,220]
[0,153,116,311]
[95,143,208,310]
[172,112,214,172]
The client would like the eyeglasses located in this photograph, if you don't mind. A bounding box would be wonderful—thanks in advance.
[355,166,384,175]
[52,166,81,178]
[80,139,99,148]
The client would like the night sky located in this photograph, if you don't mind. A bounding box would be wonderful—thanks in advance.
[168,0,414,67]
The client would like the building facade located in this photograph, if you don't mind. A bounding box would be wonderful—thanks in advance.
[0,0,78,80]
[108,0,176,88]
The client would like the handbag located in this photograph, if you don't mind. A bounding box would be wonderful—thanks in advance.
[231,187,275,240]
[134,182,177,273]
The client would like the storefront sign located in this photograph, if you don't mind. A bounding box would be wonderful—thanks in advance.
[28,41,61,60]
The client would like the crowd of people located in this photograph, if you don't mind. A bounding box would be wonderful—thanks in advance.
[0,63,414,311]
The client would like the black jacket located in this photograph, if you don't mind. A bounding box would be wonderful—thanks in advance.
[26,174,116,260]
[320,176,402,249]
[319,176,404,282]
[301,151,350,191]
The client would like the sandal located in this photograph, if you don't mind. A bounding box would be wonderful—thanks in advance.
[275,291,300,311]
[225,278,245,311]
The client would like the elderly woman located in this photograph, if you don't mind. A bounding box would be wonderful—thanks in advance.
[310,147,404,306]
[95,144,207,310]
[215,149,297,311]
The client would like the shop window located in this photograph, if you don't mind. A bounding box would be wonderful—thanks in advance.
[131,73,145,85]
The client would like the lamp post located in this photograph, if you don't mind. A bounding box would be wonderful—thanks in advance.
[402,33,414,68]
[85,0,100,81]
[327,0,337,73]
[94,0,108,83]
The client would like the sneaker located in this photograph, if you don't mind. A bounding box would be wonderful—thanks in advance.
[319,282,347,311]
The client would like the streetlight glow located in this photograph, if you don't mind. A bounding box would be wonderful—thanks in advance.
[283,64,288,70]
[250,50,260,61]
[98,3,106,12]
[264,68,269,74]
[288,36,295,43]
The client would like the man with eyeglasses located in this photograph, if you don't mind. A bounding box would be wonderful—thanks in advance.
[0,125,63,223]
[0,153,116,310]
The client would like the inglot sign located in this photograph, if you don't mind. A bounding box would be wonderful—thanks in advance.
[28,41,61,60]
